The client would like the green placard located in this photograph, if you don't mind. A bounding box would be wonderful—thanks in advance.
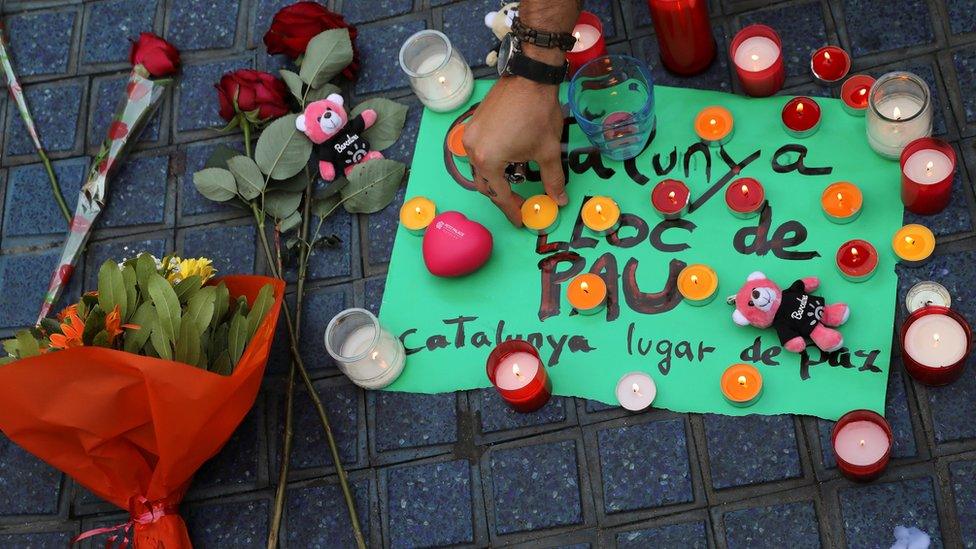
[380,80,902,420]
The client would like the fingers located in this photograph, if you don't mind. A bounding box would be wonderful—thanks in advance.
[537,143,568,206]
[479,158,524,227]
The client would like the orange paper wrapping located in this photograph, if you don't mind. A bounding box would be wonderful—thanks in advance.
[0,275,284,548]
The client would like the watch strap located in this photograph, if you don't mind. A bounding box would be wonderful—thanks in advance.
[507,50,568,85]
[511,16,578,51]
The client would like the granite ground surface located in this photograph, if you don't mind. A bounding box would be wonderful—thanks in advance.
[1,0,976,547]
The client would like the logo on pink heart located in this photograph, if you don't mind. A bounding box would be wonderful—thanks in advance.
[422,211,493,278]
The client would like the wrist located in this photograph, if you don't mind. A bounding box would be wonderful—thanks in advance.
[522,43,568,66]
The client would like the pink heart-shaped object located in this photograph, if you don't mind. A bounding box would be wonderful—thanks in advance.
[422,211,493,277]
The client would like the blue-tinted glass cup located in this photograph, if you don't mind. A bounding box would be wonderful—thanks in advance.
[568,55,656,161]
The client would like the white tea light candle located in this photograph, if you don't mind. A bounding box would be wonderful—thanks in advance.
[732,36,778,72]
[325,308,406,389]
[902,148,953,183]
[833,420,890,467]
[615,372,656,411]
[903,313,968,368]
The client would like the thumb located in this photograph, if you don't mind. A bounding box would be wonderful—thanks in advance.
[538,145,568,206]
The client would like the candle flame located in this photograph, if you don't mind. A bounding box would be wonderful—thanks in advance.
[926,160,934,173]
[859,439,865,446]
[741,184,749,195]
[737,375,747,386]
[750,54,759,62]
[581,281,590,293]
[595,203,604,216]
[709,118,717,126]
[437,76,446,85]
[668,190,676,201]
[574,31,581,40]
[851,247,859,257]
[632,383,640,394]
[691,274,699,284]
[533,203,541,214]
[414,206,422,215]
[893,106,902,120]
[513,363,521,377]
[371,351,379,360]
[796,102,804,114]
[837,192,843,202]
[859,88,867,97]
[824,51,831,62]
[905,236,915,246]
[933,333,941,347]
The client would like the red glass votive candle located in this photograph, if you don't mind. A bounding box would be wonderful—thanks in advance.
[782,96,822,139]
[841,74,874,116]
[646,0,716,76]
[651,179,690,219]
[730,24,785,97]
[810,45,851,85]
[836,239,878,282]
[901,305,972,386]
[900,137,957,215]
[566,11,608,77]
[831,410,892,482]
[486,339,553,413]
[725,178,765,218]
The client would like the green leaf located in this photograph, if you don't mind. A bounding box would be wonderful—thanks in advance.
[279,211,302,233]
[227,310,248,366]
[246,284,275,339]
[135,253,158,294]
[175,320,202,366]
[212,351,233,376]
[97,259,127,320]
[184,287,216,334]
[311,194,341,219]
[304,83,342,103]
[272,170,309,192]
[150,324,172,360]
[264,191,303,219]
[254,114,313,180]
[92,331,111,348]
[212,282,230,329]
[351,98,409,151]
[280,69,305,102]
[121,265,138,321]
[341,159,406,214]
[210,322,229,362]
[147,273,182,344]
[227,155,266,200]
[205,144,242,170]
[82,306,106,346]
[14,330,40,358]
[173,275,203,303]
[123,302,156,354]
[299,28,353,88]
[193,167,238,202]
[39,318,62,336]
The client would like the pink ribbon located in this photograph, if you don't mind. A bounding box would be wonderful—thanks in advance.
[71,497,178,549]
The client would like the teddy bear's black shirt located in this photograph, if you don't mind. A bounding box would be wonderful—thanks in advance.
[313,114,369,171]
[773,280,825,344]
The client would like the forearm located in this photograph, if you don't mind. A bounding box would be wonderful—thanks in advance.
[518,0,580,65]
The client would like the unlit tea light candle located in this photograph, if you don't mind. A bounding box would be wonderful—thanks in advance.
[616,371,656,411]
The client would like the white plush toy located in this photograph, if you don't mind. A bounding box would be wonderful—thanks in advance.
[484,2,519,67]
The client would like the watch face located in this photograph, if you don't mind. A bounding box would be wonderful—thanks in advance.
[497,34,514,76]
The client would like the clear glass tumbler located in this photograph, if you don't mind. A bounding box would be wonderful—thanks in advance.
[324,308,406,389]
[568,55,656,161]
[399,30,474,113]
[866,71,932,159]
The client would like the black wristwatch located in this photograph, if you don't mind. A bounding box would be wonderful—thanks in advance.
[497,33,568,85]
[511,17,578,51]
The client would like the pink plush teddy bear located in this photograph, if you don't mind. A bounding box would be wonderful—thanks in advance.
[294,93,383,181]
[731,271,850,353]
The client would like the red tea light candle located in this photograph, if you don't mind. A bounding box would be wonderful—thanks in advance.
[841,74,875,116]
[447,122,468,163]
[725,178,765,218]
[721,363,763,407]
[892,224,935,267]
[694,106,734,147]
[836,239,878,282]
[566,11,607,77]
[651,179,691,219]
[730,24,785,97]
[810,45,851,85]
[900,137,956,215]
[521,194,560,235]
[399,196,437,235]
[486,339,552,413]
[581,196,620,236]
[831,410,893,482]
[901,305,972,386]
[782,97,822,139]
[567,273,607,315]
[677,264,718,306]
[821,182,863,224]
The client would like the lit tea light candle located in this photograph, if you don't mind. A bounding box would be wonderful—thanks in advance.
[565,11,607,77]
[900,305,972,385]
[399,196,437,235]
[900,137,956,215]
[725,177,765,218]
[324,308,407,389]
[694,106,734,147]
[721,363,763,406]
[821,182,863,224]
[651,179,691,220]
[781,96,822,138]
[892,224,935,267]
[615,371,656,411]
[399,30,474,113]
[831,409,893,482]
[567,273,607,315]
[836,239,878,282]
[677,263,718,306]
[730,24,785,97]
[486,339,552,412]
[581,196,621,236]
[447,122,468,163]
[810,45,851,85]
[841,74,875,116]
[521,194,560,235]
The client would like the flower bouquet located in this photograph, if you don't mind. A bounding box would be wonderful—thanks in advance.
[0,254,283,547]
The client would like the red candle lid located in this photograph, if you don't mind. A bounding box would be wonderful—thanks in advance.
[811,45,851,82]
[836,239,878,277]
[782,97,821,132]
[725,178,765,212]
[651,179,691,214]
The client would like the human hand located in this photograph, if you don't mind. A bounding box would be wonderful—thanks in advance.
[462,76,568,227]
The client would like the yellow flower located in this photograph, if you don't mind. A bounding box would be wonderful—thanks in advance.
[167,257,217,284]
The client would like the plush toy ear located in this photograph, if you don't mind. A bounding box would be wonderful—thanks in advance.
[326,93,344,107]
[295,114,306,133]
[484,11,496,27]
[747,271,766,282]
[732,309,750,326]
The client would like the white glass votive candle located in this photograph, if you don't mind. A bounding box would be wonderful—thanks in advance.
[325,308,406,389]
[398,30,474,113]
[866,71,933,159]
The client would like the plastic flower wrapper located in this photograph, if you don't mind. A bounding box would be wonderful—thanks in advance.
[37,33,180,322]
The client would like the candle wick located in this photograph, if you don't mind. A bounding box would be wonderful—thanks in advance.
[893,106,902,120]
[836,192,843,202]
[668,190,676,203]
[926,160,933,175]
[691,274,699,285]
[581,281,589,294]
[740,184,749,196]
[933,333,940,347]
[513,363,521,377]
[796,102,804,114]
[824,51,831,62]
[859,439,865,446]
[371,351,379,360]
[905,236,915,246]
[574,31,581,40]
[859,88,867,97]
[437,76,446,85]
[414,206,422,215]
[709,118,717,126]
[631,382,640,396]
[737,375,747,386]
[533,203,541,214]
[595,204,604,219]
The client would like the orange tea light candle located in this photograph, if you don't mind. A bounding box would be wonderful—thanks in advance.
[677,264,718,306]
[399,196,437,235]
[581,196,620,236]
[567,273,607,315]
[893,224,935,267]
[447,122,468,163]
[521,194,560,235]
[821,182,863,224]
[694,106,734,147]
[721,363,763,407]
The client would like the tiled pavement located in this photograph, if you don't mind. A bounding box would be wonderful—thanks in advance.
[0,0,975,547]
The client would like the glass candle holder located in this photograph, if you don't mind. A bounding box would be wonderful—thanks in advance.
[866,71,932,160]
[325,308,406,389]
[399,30,474,113]
[647,0,716,76]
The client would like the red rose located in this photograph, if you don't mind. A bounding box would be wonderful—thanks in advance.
[263,1,360,80]
[129,32,180,77]
[215,69,291,123]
